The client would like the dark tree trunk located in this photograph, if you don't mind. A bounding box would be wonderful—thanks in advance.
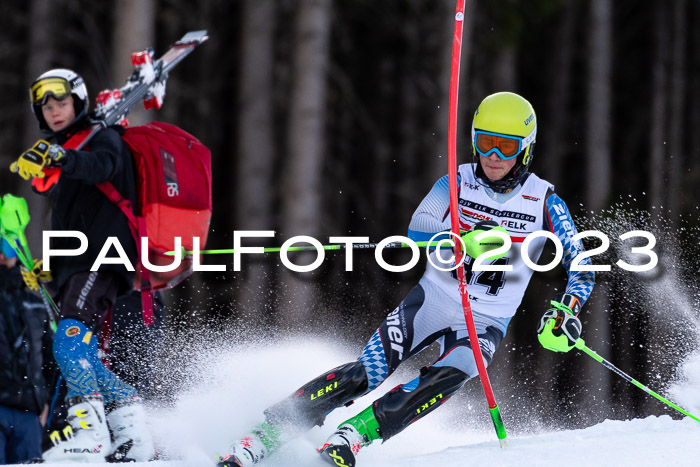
[235,0,277,325]
[20,0,54,254]
[279,0,332,327]
[111,0,155,126]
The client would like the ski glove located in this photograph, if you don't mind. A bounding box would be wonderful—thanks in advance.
[21,259,52,291]
[47,144,67,164]
[461,220,509,260]
[537,293,582,353]
[10,140,66,180]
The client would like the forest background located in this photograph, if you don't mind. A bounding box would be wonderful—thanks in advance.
[1,0,699,431]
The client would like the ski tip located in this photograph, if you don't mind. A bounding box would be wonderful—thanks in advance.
[176,30,209,46]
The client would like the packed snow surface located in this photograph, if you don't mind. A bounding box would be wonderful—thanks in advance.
[26,338,700,466]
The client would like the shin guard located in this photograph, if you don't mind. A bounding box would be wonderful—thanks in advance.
[264,361,368,432]
[373,365,468,440]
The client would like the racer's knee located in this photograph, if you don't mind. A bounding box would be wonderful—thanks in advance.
[433,345,485,378]
[434,326,503,377]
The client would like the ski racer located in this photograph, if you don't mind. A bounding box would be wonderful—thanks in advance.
[9,69,154,463]
[218,92,595,467]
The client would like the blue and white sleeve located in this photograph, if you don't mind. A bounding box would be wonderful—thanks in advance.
[544,192,595,305]
[407,175,451,243]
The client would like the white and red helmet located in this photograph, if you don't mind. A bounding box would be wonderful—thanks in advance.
[30,68,89,131]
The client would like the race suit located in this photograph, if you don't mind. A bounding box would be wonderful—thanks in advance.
[358,163,595,389]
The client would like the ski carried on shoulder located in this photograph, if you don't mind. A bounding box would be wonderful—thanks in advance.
[33,30,209,193]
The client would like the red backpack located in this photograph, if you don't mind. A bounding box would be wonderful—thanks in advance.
[97,122,212,323]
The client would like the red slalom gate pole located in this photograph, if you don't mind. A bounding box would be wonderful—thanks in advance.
[446,0,508,447]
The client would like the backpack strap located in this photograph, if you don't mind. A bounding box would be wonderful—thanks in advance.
[96,182,155,326]
[32,127,98,193]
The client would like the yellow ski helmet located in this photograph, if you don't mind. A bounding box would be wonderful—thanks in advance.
[471,92,537,192]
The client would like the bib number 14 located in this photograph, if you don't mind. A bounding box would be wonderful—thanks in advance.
[462,256,509,296]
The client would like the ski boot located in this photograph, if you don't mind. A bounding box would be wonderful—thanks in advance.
[217,420,281,467]
[106,396,155,462]
[42,394,111,463]
[318,405,381,467]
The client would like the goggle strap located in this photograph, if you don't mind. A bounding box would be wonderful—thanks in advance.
[521,123,536,147]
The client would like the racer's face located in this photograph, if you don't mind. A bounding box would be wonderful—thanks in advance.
[480,152,517,181]
[41,95,76,132]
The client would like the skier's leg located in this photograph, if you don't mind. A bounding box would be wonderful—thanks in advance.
[317,365,468,467]
[51,272,137,400]
[359,280,457,392]
[44,272,115,462]
[218,361,369,467]
[432,325,504,377]
[45,272,151,462]
[265,282,443,432]
[373,365,469,439]
[85,330,139,403]
[82,334,155,462]
[265,360,369,431]
[219,283,449,466]
[46,315,112,462]
[88,290,157,461]
[373,325,504,440]
[52,318,101,398]
[319,324,505,466]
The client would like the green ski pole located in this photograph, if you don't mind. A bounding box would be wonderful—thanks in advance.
[575,338,700,423]
[166,238,457,256]
[0,194,33,261]
[0,194,59,330]
[6,239,59,331]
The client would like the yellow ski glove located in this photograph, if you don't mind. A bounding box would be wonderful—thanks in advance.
[21,259,52,291]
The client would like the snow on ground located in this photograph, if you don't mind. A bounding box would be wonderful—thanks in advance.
[22,338,700,467]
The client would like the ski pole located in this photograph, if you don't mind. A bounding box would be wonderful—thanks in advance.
[0,194,59,330]
[10,240,59,331]
[446,0,507,447]
[574,338,700,423]
[166,239,454,256]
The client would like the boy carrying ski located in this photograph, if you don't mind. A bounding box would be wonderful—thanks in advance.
[218,92,595,467]
[10,69,154,463]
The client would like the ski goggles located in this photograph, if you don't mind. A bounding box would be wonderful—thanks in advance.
[472,126,536,160]
[1,238,17,258]
[30,77,72,105]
